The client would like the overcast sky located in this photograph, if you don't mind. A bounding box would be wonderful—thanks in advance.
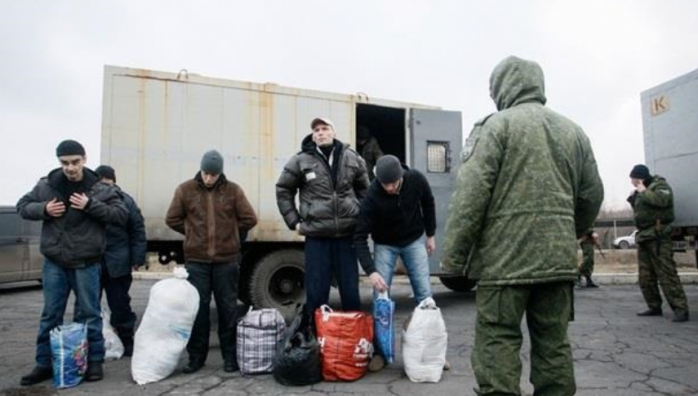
[2,0,698,209]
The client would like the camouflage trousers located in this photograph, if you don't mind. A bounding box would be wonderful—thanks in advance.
[472,283,575,396]
[578,241,595,278]
[637,238,688,313]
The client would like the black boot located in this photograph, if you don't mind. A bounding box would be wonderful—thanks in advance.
[585,276,599,288]
[20,366,53,386]
[121,335,134,357]
[183,360,205,374]
[673,310,689,322]
[637,307,663,316]
[85,361,103,382]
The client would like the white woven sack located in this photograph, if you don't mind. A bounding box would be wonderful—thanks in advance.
[131,267,200,384]
[402,297,448,383]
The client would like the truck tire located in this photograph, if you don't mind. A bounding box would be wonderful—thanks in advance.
[249,249,305,322]
[439,276,477,292]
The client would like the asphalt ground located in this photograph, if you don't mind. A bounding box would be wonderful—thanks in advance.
[1,278,697,396]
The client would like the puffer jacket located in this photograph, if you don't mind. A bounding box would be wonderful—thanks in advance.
[276,135,369,238]
[17,168,128,268]
[441,56,604,286]
[102,187,147,278]
[166,173,258,263]
[627,175,674,243]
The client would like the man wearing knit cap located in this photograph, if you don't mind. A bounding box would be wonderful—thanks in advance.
[166,149,258,373]
[627,164,689,322]
[93,165,147,356]
[354,155,436,371]
[276,117,369,318]
[17,140,128,385]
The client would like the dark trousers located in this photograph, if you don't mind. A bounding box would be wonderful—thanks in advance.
[101,264,136,337]
[185,261,239,364]
[304,236,361,316]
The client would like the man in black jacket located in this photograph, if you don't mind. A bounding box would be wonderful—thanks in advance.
[17,140,128,385]
[94,165,146,356]
[353,155,436,370]
[276,117,369,316]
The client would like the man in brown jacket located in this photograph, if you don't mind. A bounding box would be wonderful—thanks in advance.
[166,150,258,374]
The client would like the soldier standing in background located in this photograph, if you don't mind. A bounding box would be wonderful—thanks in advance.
[628,164,689,322]
[356,125,384,181]
[578,229,599,288]
[441,56,604,396]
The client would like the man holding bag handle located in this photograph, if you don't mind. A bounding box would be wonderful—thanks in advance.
[353,155,437,372]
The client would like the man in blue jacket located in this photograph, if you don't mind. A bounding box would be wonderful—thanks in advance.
[94,165,147,356]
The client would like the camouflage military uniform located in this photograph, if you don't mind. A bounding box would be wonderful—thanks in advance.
[578,230,595,278]
[359,137,383,180]
[442,56,604,396]
[628,175,688,315]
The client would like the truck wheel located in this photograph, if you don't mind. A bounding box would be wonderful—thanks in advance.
[249,249,305,322]
[439,276,477,292]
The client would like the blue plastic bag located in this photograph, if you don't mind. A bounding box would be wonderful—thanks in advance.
[373,291,395,364]
[50,322,88,389]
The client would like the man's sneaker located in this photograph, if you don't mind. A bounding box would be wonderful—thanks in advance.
[20,366,53,386]
[637,308,663,317]
[368,355,386,372]
[84,361,103,382]
[673,311,689,322]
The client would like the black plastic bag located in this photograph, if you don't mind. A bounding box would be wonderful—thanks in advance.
[273,309,322,386]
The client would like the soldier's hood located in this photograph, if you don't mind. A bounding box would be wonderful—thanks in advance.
[489,56,547,111]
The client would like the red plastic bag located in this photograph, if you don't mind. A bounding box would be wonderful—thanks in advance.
[314,305,374,381]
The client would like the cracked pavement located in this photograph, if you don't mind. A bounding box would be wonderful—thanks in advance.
[0,280,696,396]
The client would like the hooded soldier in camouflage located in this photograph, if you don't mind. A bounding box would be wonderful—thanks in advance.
[442,56,604,396]
[627,164,689,322]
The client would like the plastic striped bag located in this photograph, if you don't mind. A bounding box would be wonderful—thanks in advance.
[50,322,88,389]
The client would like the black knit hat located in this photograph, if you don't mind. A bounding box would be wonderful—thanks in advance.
[201,150,224,174]
[95,165,116,182]
[375,155,404,184]
[56,140,85,157]
[630,164,650,180]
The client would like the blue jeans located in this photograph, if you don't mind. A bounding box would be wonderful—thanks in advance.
[374,234,432,304]
[304,236,361,316]
[36,259,104,368]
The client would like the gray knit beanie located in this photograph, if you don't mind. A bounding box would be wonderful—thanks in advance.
[201,150,224,174]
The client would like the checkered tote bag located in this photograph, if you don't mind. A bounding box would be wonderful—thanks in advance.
[236,307,286,375]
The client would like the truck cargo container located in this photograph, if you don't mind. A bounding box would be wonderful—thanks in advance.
[101,66,471,318]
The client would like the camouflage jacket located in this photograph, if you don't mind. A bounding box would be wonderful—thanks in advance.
[627,175,674,243]
[441,56,604,286]
[359,137,383,180]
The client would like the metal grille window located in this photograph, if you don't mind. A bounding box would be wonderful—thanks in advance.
[427,141,449,173]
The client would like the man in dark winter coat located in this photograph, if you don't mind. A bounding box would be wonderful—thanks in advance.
[627,164,689,322]
[94,165,147,356]
[276,117,370,317]
[17,140,128,386]
[354,155,436,372]
[166,149,258,374]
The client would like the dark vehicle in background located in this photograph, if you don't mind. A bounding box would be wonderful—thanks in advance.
[0,206,43,285]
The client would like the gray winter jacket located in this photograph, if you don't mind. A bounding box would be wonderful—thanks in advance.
[17,168,128,268]
[276,135,369,238]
